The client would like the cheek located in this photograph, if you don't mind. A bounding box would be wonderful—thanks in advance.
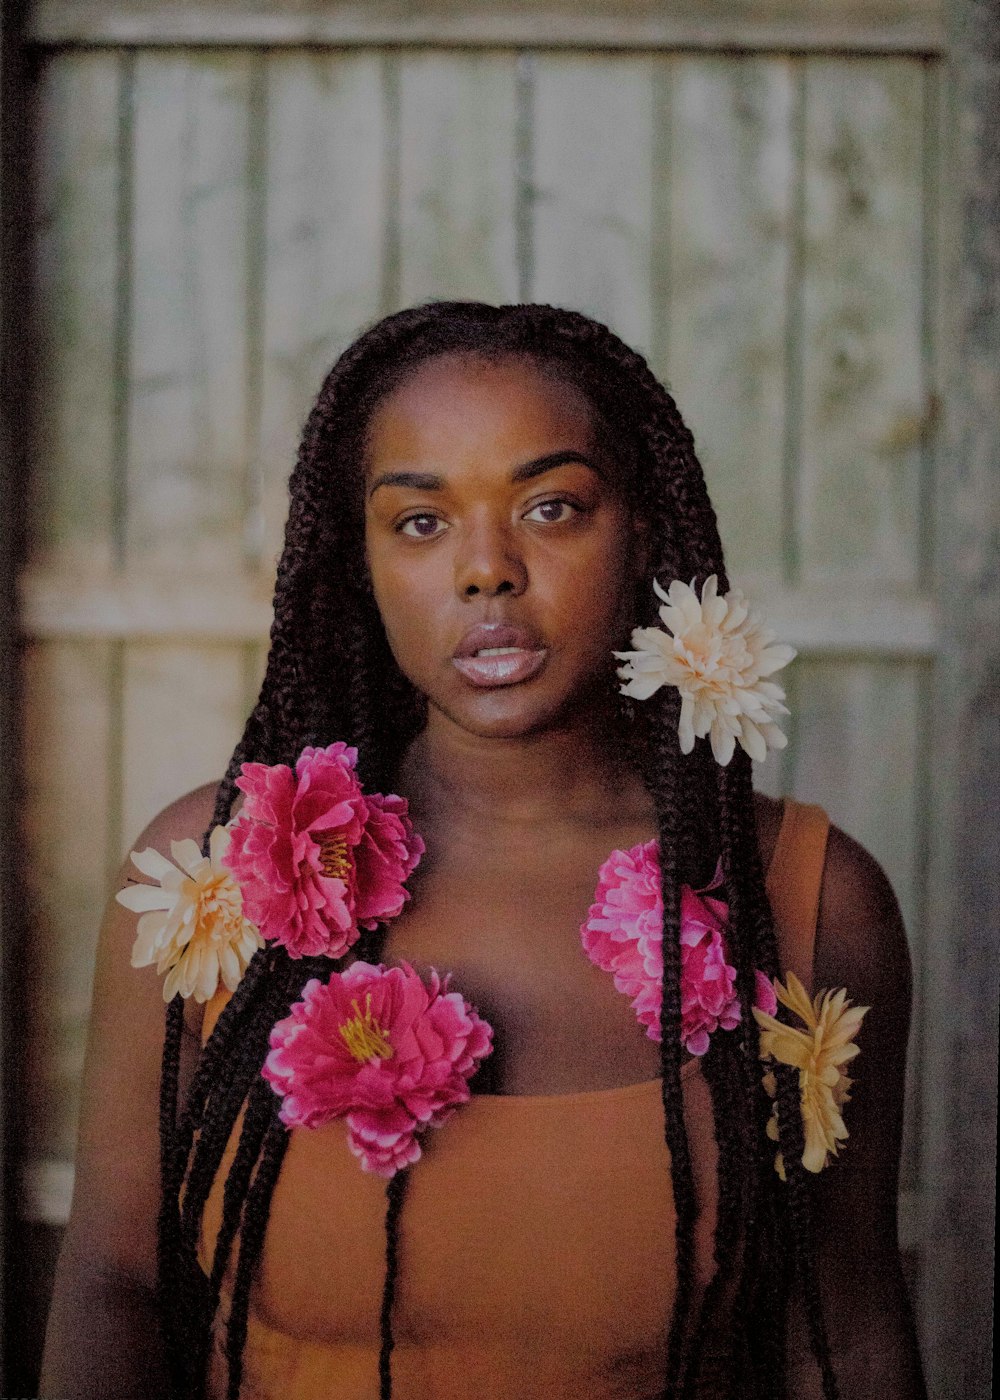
[537,526,639,636]
[366,547,446,672]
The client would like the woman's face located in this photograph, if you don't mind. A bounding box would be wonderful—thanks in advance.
[363,352,646,740]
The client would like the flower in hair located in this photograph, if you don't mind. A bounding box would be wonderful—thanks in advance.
[753,971,869,1178]
[222,743,425,960]
[115,823,263,1003]
[581,842,775,1055]
[262,961,493,1177]
[614,575,796,765]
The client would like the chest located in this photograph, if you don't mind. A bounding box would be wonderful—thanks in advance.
[376,819,664,1094]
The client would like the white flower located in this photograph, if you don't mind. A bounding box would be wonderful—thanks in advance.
[115,823,263,1003]
[615,575,796,766]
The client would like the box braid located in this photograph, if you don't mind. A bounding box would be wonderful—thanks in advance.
[153,300,838,1400]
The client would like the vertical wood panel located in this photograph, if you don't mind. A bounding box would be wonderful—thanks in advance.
[666,57,795,588]
[21,641,115,1159]
[258,51,388,567]
[126,52,254,573]
[120,643,245,848]
[791,658,925,1188]
[244,640,270,717]
[398,52,520,305]
[30,53,121,575]
[531,54,660,354]
[798,58,926,585]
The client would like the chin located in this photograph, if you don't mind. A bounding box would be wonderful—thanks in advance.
[427,672,608,741]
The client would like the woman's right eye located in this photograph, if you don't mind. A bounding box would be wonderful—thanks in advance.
[397,513,447,539]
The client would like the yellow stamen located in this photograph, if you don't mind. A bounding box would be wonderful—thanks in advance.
[315,830,353,883]
[339,994,394,1064]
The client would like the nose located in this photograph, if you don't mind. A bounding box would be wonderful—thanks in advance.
[454,516,528,599]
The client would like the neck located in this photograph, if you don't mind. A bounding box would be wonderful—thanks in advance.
[397,696,642,830]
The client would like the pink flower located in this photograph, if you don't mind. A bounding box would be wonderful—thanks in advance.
[582,844,775,1055]
[223,743,425,960]
[754,969,778,1018]
[262,961,493,1177]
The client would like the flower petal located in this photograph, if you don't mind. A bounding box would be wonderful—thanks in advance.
[116,883,175,913]
[128,846,178,882]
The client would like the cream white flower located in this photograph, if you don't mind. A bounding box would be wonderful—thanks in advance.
[753,971,869,1178]
[115,823,263,1003]
[615,575,796,765]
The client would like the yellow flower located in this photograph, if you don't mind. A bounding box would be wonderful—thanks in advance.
[615,576,796,766]
[115,823,263,1003]
[753,971,869,1178]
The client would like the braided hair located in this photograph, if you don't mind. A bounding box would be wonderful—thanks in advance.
[157,301,838,1400]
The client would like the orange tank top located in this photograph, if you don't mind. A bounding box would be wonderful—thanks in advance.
[196,798,830,1400]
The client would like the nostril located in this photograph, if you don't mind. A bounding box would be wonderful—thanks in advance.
[496,580,514,595]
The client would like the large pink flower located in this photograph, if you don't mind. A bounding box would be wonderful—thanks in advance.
[262,961,493,1177]
[582,843,775,1055]
[223,743,425,959]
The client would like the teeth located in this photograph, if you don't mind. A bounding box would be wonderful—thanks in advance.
[475,647,522,656]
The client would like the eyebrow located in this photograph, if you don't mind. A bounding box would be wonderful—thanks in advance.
[367,450,603,499]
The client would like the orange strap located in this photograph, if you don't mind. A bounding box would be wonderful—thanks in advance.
[763,798,831,996]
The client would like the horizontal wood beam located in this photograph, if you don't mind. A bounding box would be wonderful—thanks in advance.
[26,0,946,54]
[19,571,940,655]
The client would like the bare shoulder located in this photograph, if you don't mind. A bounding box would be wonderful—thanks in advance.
[785,822,924,1388]
[814,822,913,1028]
[134,777,232,853]
[64,778,227,1286]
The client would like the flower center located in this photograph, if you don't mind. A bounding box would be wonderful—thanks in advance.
[190,873,244,939]
[339,994,394,1064]
[314,830,353,883]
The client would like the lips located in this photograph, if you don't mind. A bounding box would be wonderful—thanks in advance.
[452,622,549,688]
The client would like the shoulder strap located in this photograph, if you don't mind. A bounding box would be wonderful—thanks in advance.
[763,797,831,996]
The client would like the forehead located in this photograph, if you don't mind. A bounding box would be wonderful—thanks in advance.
[363,353,598,471]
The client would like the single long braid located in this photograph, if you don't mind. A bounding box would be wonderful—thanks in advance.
[379,1171,410,1400]
[155,300,837,1400]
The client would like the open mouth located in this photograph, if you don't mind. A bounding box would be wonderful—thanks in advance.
[452,625,548,688]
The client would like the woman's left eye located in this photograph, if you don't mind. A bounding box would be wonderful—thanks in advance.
[524,499,578,524]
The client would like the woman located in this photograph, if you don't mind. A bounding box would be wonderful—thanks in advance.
[41,302,925,1399]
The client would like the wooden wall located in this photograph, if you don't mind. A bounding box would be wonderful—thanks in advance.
[18,0,943,1325]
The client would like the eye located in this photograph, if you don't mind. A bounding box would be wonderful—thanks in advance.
[397,512,447,539]
[523,498,579,524]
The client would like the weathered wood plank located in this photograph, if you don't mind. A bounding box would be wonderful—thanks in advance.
[21,640,115,1160]
[791,657,926,1193]
[531,53,659,356]
[29,52,121,575]
[797,57,928,586]
[398,51,520,305]
[257,50,387,569]
[26,0,948,54]
[665,56,795,589]
[121,642,245,848]
[126,51,254,573]
[919,1,998,1389]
